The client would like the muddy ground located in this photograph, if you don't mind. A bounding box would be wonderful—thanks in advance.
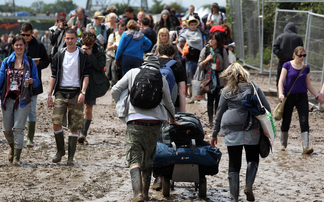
[1,67,324,202]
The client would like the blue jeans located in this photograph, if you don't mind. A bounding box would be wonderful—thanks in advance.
[121,54,142,76]
[27,95,38,122]
[186,60,198,86]
[2,98,31,149]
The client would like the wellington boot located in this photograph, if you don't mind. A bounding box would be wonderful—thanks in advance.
[67,136,78,166]
[26,121,36,148]
[78,119,91,144]
[244,162,258,201]
[130,167,144,202]
[151,176,162,191]
[8,143,14,163]
[52,132,65,163]
[301,132,313,154]
[142,168,152,201]
[208,106,214,126]
[280,131,288,151]
[228,172,239,202]
[13,148,22,165]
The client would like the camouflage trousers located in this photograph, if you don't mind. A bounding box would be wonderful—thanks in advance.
[52,92,83,132]
[125,122,161,170]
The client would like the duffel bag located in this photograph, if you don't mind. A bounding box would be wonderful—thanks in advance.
[153,142,222,177]
[162,112,205,146]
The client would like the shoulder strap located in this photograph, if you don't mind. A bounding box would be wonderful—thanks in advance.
[73,16,76,25]
[165,59,177,67]
[287,64,306,96]
[250,82,264,109]
[121,34,133,55]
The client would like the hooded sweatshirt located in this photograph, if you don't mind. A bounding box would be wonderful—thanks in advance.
[179,28,203,51]
[273,22,304,60]
[115,30,152,61]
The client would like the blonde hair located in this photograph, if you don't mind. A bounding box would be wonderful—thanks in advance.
[127,20,139,30]
[154,28,171,55]
[220,63,250,94]
[106,12,117,23]
[293,46,306,59]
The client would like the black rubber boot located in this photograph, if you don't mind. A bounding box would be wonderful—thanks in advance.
[208,106,214,126]
[228,172,239,202]
[151,176,162,191]
[78,119,91,144]
[142,168,152,201]
[67,136,78,166]
[8,142,14,163]
[130,167,144,202]
[52,132,65,163]
[27,121,36,147]
[244,162,258,201]
[13,148,22,165]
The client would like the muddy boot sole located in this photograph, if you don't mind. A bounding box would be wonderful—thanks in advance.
[78,135,85,144]
[244,187,255,201]
[151,177,162,191]
[303,148,314,154]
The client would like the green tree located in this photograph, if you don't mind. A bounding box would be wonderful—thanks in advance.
[31,1,45,13]
[170,2,184,13]
[113,3,129,16]
[150,0,164,14]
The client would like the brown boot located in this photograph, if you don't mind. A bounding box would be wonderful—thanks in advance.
[8,143,14,163]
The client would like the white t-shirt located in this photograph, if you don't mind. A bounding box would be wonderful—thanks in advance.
[207,12,226,26]
[107,31,122,57]
[61,48,80,87]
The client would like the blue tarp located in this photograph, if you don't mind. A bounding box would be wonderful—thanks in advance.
[14,11,30,16]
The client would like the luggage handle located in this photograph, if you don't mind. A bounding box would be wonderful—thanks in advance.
[171,142,178,155]
[191,139,196,151]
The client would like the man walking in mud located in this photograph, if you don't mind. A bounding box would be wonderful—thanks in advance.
[111,54,179,201]
[47,28,90,165]
[273,22,303,88]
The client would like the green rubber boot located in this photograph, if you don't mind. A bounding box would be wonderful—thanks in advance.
[13,148,22,165]
[8,142,14,163]
[130,167,144,202]
[67,136,78,166]
[52,132,65,163]
[27,121,36,148]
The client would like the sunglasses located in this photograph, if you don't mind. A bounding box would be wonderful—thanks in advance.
[297,54,307,58]
[21,34,31,37]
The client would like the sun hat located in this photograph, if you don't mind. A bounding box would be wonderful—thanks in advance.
[187,16,200,26]
[93,11,105,19]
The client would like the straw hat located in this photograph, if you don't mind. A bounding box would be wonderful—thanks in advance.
[93,11,105,19]
[187,16,200,26]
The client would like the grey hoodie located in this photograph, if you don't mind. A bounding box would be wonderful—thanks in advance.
[212,82,271,144]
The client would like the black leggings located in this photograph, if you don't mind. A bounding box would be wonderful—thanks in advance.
[227,145,259,173]
[207,87,221,108]
[281,93,309,133]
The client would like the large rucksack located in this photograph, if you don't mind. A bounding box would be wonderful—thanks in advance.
[161,112,205,146]
[159,60,177,104]
[130,67,163,109]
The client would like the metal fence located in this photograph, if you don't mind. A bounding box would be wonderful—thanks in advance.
[269,9,324,108]
[229,0,261,70]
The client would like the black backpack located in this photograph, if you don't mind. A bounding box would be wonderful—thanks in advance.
[161,112,205,147]
[130,67,163,109]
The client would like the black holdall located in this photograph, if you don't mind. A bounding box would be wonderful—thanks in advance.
[259,127,272,158]
[130,67,163,109]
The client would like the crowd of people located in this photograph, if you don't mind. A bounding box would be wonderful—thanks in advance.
[0,3,322,202]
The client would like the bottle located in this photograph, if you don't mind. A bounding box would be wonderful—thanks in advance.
[23,70,30,88]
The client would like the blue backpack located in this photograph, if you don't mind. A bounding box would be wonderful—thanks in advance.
[159,60,177,104]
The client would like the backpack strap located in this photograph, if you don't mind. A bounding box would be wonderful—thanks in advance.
[165,59,177,68]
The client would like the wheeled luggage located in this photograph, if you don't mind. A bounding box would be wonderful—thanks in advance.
[153,141,222,198]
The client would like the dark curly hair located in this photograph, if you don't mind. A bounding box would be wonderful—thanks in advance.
[81,31,96,46]
[158,43,175,57]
